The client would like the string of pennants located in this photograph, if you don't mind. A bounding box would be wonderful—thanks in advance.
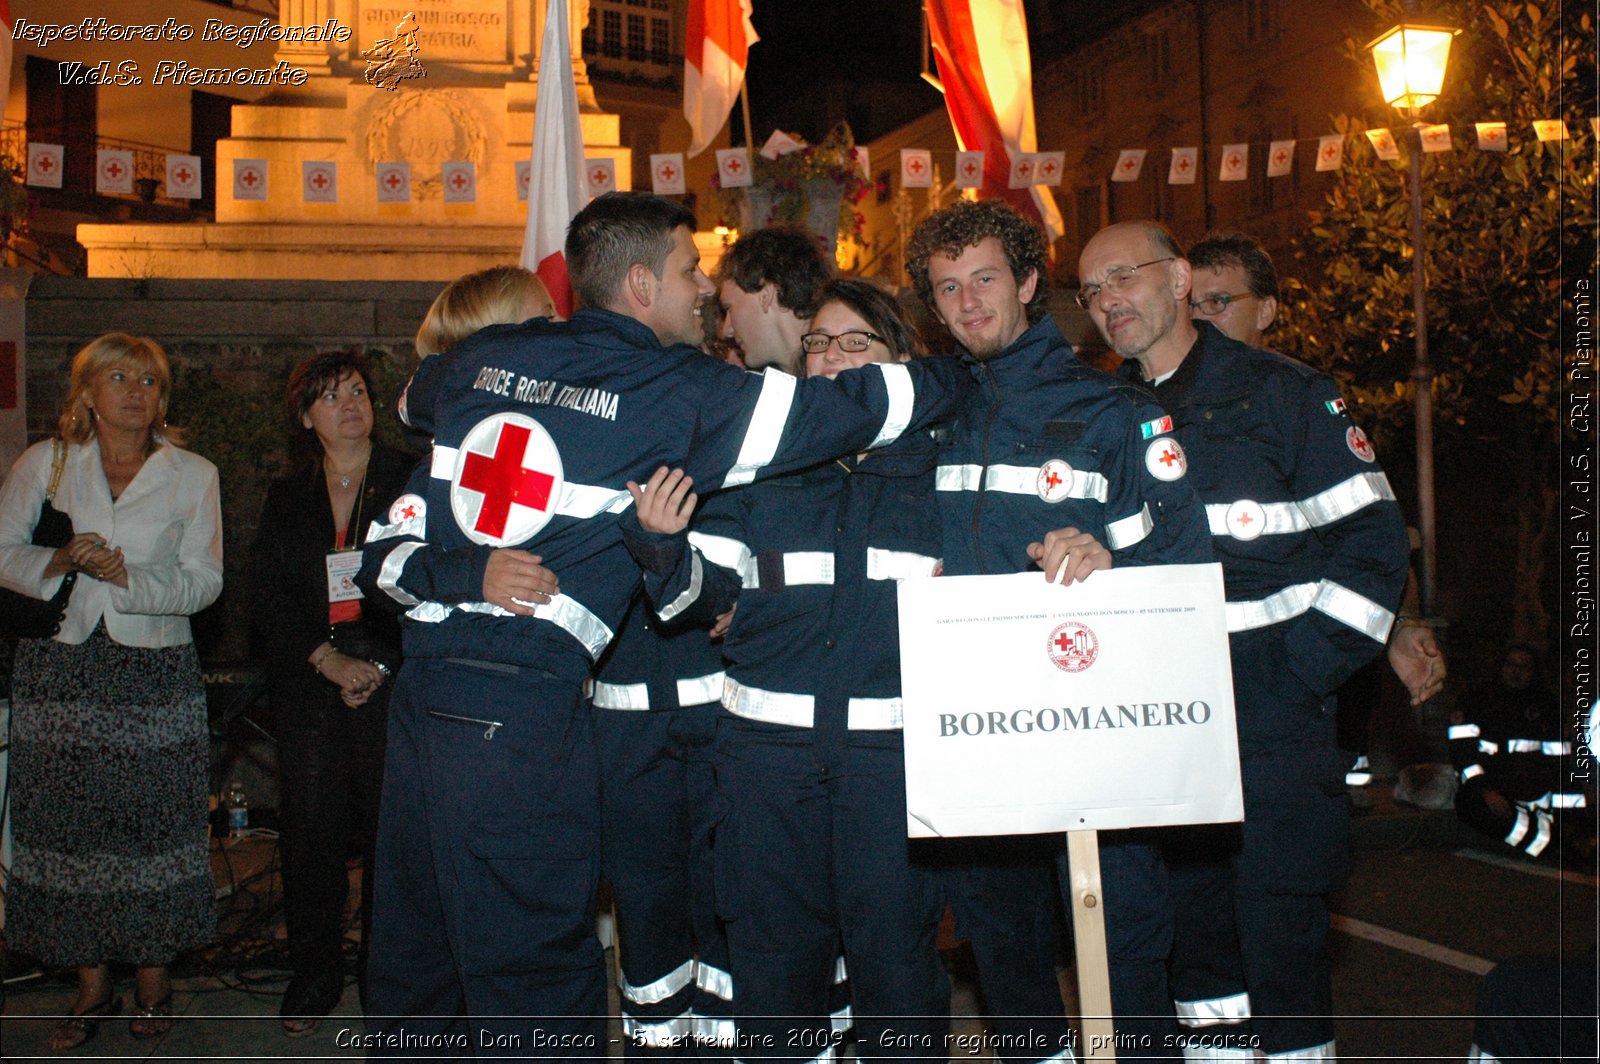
[21,117,1592,202]
[883,118,1595,191]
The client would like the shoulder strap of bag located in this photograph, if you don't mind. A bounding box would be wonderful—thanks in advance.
[45,438,68,502]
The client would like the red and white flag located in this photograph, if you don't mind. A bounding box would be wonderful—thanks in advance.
[233,159,268,201]
[926,0,1063,240]
[684,0,759,158]
[1218,143,1248,181]
[1365,129,1400,161]
[650,152,687,195]
[375,162,410,202]
[303,161,338,202]
[166,154,202,199]
[1168,147,1197,184]
[520,0,587,317]
[1420,124,1452,153]
[1111,149,1146,183]
[954,150,984,188]
[1475,122,1508,151]
[0,1,15,121]
[585,157,617,197]
[1315,135,1344,171]
[715,147,752,188]
[900,148,932,188]
[441,161,477,202]
[96,150,134,195]
[1532,119,1568,142]
[1266,139,1295,177]
[27,143,63,189]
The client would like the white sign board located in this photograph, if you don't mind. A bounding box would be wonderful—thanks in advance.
[898,564,1242,838]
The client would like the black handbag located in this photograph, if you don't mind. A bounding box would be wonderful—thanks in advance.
[1,439,79,640]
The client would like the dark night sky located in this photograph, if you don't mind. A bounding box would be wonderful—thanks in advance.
[741,1,1168,144]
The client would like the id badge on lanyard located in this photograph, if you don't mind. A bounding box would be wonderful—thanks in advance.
[326,550,364,605]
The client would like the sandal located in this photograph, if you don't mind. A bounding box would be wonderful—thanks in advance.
[128,990,174,1040]
[279,970,342,1038]
[48,994,121,1051]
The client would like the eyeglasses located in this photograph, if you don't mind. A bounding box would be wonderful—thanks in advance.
[1190,292,1256,316]
[1074,257,1176,309]
[800,330,884,355]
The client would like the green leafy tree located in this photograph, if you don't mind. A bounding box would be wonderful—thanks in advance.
[1281,0,1594,644]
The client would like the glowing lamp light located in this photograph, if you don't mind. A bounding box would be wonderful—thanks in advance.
[1367,19,1459,113]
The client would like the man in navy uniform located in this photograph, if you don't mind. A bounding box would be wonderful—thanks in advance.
[356,192,967,1056]
[1079,220,1409,1060]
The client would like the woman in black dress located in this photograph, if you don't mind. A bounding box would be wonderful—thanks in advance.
[249,352,412,1035]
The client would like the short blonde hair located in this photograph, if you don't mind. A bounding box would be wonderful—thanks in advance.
[415,266,556,358]
[59,333,184,448]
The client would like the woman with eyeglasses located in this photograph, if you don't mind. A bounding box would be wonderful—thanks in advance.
[623,278,949,1062]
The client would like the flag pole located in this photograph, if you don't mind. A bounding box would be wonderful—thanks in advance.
[739,79,755,152]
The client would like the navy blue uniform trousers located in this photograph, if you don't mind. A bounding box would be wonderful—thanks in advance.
[367,660,607,1058]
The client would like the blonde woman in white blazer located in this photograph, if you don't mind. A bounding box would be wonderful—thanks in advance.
[0,334,221,1050]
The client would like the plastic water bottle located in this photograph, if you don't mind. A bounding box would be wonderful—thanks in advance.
[225,781,249,839]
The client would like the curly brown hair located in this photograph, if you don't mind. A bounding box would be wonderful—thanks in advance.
[906,200,1049,325]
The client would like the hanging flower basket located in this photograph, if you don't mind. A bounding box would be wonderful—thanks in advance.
[711,122,870,255]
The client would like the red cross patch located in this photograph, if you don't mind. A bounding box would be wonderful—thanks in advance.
[1346,426,1376,463]
[1225,500,1267,541]
[449,413,565,546]
[1144,437,1188,481]
[389,493,426,524]
[1046,622,1099,673]
[1036,459,1074,503]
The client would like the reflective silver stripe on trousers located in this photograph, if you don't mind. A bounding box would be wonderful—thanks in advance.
[696,960,734,1002]
[621,958,694,1004]
[1262,1042,1337,1061]
[865,547,941,581]
[1105,504,1154,549]
[1529,791,1587,809]
[656,548,704,621]
[1479,740,1500,756]
[623,1013,694,1047]
[405,592,615,659]
[867,362,914,449]
[1448,723,1481,740]
[935,463,1110,501]
[1505,807,1553,856]
[377,541,426,606]
[1506,739,1572,755]
[430,444,633,519]
[723,368,798,488]
[1174,991,1252,1027]
[1460,764,1485,783]
[722,679,903,730]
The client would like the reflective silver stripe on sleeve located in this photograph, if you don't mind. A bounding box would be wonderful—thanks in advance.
[621,957,695,1005]
[1528,791,1587,809]
[723,368,798,488]
[623,1014,695,1047]
[1206,501,1309,536]
[1298,471,1397,526]
[676,672,725,706]
[688,531,753,574]
[1479,740,1500,756]
[1507,739,1542,753]
[1448,723,1481,740]
[377,541,426,606]
[1105,504,1154,549]
[866,362,914,449]
[591,680,651,710]
[1224,582,1318,632]
[1460,764,1485,783]
[430,444,458,478]
[1174,991,1252,1027]
[936,463,1109,501]
[397,379,412,426]
[558,482,633,518]
[723,679,902,730]
[403,592,614,659]
[833,956,848,983]
[743,552,835,590]
[1544,740,1572,756]
[656,549,704,621]
[696,960,734,1002]
[865,547,941,581]
[1312,579,1396,642]
[366,511,425,544]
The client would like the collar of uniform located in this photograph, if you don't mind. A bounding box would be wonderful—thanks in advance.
[568,306,684,351]
[960,315,1074,385]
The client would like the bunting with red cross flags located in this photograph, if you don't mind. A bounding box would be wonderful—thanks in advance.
[1112,149,1147,183]
[585,157,618,197]
[716,147,753,188]
[233,158,268,201]
[449,413,567,547]
[166,154,202,199]
[1168,147,1197,184]
[1266,139,1295,177]
[1315,134,1345,171]
[26,143,63,189]
[1218,143,1248,181]
[954,150,984,189]
[375,162,411,203]
[303,161,338,203]
[901,148,933,189]
[650,152,687,195]
[1420,124,1452,153]
[441,161,477,203]
[96,150,134,195]
[1475,122,1508,151]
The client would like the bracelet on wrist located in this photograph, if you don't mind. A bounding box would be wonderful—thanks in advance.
[372,660,392,678]
[310,645,336,673]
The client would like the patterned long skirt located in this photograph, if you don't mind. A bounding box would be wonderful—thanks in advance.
[7,622,216,968]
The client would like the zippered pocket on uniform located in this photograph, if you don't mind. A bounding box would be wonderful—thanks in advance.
[425,710,504,740]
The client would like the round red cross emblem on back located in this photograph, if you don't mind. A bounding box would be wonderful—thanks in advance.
[450,413,565,546]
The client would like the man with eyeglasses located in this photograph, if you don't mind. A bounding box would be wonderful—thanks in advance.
[906,200,1213,1059]
[1078,220,1410,1060]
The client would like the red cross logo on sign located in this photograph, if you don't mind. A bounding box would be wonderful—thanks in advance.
[1144,437,1187,481]
[1121,157,1136,171]
[1016,160,1032,178]
[1177,156,1192,172]
[657,163,677,182]
[591,168,609,186]
[1046,622,1099,673]
[241,169,260,187]
[1226,154,1242,171]
[1274,150,1289,165]
[176,166,194,183]
[724,156,744,174]
[908,157,925,174]
[963,161,977,176]
[1036,459,1074,503]
[450,413,566,545]
[311,170,329,189]
[1346,425,1376,463]
[104,160,124,178]
[384,171,403,190]
[1225,499,1267,540]
[36,155,55,173]
[1042,160,1058,176]
[1485,129,1502,142]
[1322,144,1338,160]
[451,172,469,190]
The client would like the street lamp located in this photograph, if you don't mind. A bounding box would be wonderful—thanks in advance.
[1366,2,1460,620]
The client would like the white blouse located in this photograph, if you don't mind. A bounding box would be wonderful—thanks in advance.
[0,437,223,647]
